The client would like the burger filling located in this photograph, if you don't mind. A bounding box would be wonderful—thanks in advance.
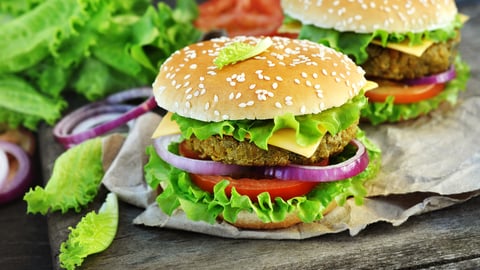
[362,35,460,80]
[181,122,358,166]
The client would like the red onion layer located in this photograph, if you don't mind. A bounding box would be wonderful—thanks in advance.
[153,135,369,182]
[403,65,456,86]
[0,141,32,204]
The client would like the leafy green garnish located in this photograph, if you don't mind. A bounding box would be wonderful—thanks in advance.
[361,55,470,125]
[24,137,104,214]
[59,192,119,270]
[0,0,201,130]
[214,37,273,69]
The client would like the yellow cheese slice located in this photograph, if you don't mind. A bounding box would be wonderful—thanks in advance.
[152,112,322,157]
[151,112,181,138]
[266,128,322,157]
[364,80,378,92]
[370,39,433,57]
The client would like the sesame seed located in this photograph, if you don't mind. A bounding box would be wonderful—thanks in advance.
[249,84,256,90]
[275,102,282,109]
[204,102,210,110]
[189,64,197,69]
[272,82,278,89]
[294,78,301,84]
[275,76,283,81]
[301,72,308,78]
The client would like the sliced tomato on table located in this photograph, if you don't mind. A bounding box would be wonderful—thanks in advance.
[194,0,284,36]
[365,81,445,104]
[190,173,318,202]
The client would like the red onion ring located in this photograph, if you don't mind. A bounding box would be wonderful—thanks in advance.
[403,65,456,86]
[153,135,248,176]
[0,148,8,187]
[263,139,369,182]
[53,87,156,148]
[0,141,32,204]
[153,135,369,182]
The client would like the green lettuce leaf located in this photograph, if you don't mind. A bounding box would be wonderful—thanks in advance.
[24,137,104,214]
[0,0,201,129]
[299,15,464,64]
[0,75,67,129]
[59,192,119,270]
[144,129,381,225]
[172,93,367,150]
[361,55,470,125]
[214,37,273,69]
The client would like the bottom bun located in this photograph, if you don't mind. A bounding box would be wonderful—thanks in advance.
[222,200,338,230]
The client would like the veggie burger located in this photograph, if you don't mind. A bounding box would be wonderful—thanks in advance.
[281,0,470,124]
[146,36,381,230]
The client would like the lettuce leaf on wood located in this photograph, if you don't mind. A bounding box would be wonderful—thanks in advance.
[24,137,104,214]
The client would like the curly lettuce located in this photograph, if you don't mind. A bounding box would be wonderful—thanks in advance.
[24,137,104,214]
[145,129,381,225]
[361,55,470,125]
[172,93,367,150]
[0,0,201,130]
[298,14,464,64]
[59,192,119,270]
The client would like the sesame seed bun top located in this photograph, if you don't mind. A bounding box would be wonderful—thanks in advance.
[152,36,366,122]
[281,0,458,33]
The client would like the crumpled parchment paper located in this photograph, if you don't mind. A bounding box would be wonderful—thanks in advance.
[102,96,480,239]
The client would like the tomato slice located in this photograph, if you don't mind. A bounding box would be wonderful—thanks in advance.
[190,174,318,202]
[365,81,445,104]
[194,0,283,36]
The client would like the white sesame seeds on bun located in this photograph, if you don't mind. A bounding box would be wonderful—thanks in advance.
[152,36,366,122]
[281,0,458,33]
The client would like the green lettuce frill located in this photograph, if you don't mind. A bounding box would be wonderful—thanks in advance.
[144,129,381,225]
[171,93,367,151]
[298,15,464,64]
[360,55,470,125]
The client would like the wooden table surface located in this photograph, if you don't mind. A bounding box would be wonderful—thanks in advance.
[1,1,480,270]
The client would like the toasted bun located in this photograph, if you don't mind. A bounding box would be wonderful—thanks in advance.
[223,200,337,230]
[153,36,366,122]
[281,0,458,33]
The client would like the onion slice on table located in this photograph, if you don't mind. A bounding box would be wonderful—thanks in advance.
[0,141,32,204]
[403,66,456,86]
[54,87,157,148]
[153,135,369,182]
[0,148,8,187]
